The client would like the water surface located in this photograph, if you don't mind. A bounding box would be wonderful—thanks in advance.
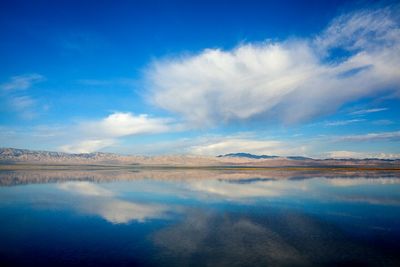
[0,169,399,266]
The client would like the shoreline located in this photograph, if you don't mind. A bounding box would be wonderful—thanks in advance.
[1,164,399,171]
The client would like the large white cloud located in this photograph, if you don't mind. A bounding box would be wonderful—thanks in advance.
[146,6,400,126]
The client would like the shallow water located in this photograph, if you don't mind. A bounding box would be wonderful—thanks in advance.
[0,169,399,266]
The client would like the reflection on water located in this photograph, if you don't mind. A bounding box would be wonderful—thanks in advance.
[153,210,379,267]
[57,182,173,224]
[0,169,399,266]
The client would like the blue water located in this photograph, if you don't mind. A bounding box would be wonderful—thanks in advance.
[0,170,399,266]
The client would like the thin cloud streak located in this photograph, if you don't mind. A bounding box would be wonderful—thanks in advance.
[350,108,388,115]
[325,119,365,126]
[337,131,400,142]
[325,150,400,159]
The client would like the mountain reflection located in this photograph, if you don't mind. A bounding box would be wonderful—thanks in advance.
[1,169,399,186]
[0,170,399,208]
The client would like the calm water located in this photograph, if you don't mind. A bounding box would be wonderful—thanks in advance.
[0,169,399,266]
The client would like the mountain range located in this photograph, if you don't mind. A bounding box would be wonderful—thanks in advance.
[0,148,399,168]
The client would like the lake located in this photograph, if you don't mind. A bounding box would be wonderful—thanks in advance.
[0,169,399,266]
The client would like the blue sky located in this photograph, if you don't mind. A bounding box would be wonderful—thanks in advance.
[0,0,399,158]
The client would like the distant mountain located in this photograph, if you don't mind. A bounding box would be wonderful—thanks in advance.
[0,147,115,159]
[0,147,228,166]
[286,156,313,160]
[218,152,279,159]
[0,148,399,168]
[218,153,314,160]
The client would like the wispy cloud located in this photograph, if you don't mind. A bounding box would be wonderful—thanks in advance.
[314,6,399,52]
[325,150,400,159]
[372,119,394,125]
[0,74,44,91]
[0,74,45,119]
[9,95,36,110]
[9,96,37,119]
[337,131,400,142]
[350,108,388,115]
[146,6,400,126]
[325,119,365,126]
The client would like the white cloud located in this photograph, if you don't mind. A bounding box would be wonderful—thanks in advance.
[146,6,400,126]
[0,74,44,91]
[189,137,307,156]
[190,138,282,155]
[59,139,115,153]
[325,150,400,159]
[83,112,172,138]
[59,112,176,153]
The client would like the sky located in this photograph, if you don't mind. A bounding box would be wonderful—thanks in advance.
[0,0,399,158]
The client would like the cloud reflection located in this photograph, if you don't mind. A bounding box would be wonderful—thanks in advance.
[58,181,173,224]
[181,177,400,206]
[185,179,302,199]
[80,198,170,224]
[58,181,115,197]
[152,210,384,266]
